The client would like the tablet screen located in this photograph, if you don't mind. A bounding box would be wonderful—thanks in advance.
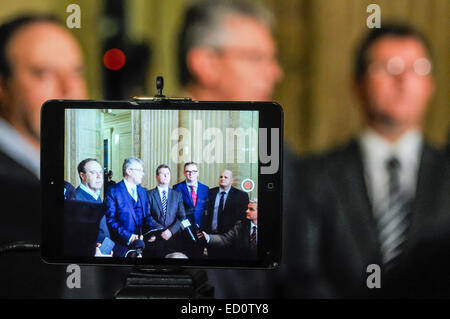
[41,100,281,268]
[64,108,259,261]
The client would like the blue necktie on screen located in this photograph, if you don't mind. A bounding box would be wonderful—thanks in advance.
[212,191,226,232]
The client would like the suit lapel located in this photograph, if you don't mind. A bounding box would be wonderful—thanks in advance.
[244,220,251,249]
[182,182,194,207]
[406,144,443,249]
[168,188,178,217]
[152,188,164,217]
[330,140,382,264]
[223,187,234,212]
[136,186,146,211]
[119,181,137,225]
[207,187,219,224]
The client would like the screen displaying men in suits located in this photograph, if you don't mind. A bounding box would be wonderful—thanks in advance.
[63,109,259,261]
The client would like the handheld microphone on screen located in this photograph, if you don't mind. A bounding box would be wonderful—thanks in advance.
[180,219,196,242]
[125,239,145,258]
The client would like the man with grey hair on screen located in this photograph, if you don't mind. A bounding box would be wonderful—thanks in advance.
[105,157,153,257]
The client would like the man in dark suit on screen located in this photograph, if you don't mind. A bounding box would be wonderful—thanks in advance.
[283,24,450,298]
[147,164,187,258]
[203,170,249,258]
[105,157,153,257]
[201,200,258,260]
[75,158,104,203]
[75,158,114,256]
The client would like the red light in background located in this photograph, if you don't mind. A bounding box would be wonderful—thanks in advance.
[103,48,126,70]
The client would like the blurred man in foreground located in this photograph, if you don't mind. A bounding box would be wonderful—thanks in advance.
[285,24,449,298]
[177,0,284,298]
[0,15,128,298]
[178,0,282,101]
[0,16,86,179]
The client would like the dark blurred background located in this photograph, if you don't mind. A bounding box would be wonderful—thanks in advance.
[0,0,447,155]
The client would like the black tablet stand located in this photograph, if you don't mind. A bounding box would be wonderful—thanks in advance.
[114,266,214,299]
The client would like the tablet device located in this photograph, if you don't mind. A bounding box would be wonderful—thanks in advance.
[41,98,282,269]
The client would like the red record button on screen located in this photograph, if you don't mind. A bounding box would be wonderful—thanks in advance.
[241,178,255,192]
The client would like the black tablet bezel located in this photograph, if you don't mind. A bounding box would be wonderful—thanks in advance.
[41,99,282,269]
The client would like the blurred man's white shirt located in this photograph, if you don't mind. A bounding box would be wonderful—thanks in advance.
[0,117,40,179]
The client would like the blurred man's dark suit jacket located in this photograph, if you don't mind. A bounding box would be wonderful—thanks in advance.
[281,139,450,298]
[0,149,129,298]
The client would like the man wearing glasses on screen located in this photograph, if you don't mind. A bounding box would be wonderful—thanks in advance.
[173,162,210,258]
[173,162,210,228]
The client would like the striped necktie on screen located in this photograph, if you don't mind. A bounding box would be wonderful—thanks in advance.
[162,190,167,215]
[250,225,257,245]
[375,156,412,268]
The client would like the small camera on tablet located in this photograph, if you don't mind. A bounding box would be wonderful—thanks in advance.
[40,98,282,269]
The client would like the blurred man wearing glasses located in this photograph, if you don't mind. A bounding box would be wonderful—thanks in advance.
[285,24,450,298]
[177,0,282,102]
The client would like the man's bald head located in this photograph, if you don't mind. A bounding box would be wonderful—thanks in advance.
[219,169,233,190]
